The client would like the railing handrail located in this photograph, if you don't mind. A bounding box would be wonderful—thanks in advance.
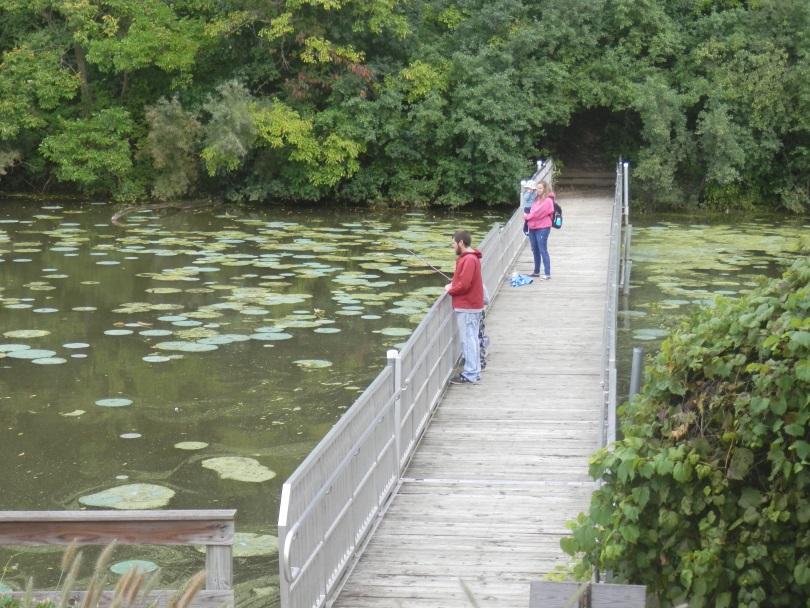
[0,509,236,607]
[278,160,556,608]
[598,162,629,451]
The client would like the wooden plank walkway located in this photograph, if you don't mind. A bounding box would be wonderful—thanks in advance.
[332,194,614,607]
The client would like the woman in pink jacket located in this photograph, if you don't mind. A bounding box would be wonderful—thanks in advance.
[523,180,555,280]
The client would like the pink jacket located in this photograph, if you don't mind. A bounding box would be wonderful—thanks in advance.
[524,193,555,229]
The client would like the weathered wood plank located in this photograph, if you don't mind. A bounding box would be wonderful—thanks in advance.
[0,518,235,546]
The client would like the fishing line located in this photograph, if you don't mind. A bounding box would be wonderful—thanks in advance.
[361,220,452,280]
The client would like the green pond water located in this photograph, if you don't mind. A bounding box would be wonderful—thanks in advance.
[0,199,507,600]
[0,201,806,604]
[616,212,808,399]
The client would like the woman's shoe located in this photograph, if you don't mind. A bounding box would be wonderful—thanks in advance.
[540,276,551,281]
[529,273,540,277]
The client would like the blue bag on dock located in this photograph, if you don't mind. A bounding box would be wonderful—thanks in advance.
[510,274,533,287]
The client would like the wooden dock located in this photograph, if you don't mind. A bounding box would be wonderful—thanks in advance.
[331,194,614,607]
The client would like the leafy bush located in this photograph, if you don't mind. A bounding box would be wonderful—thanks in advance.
[563,255,810,607]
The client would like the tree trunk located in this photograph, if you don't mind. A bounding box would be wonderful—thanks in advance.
[73,43,92,115]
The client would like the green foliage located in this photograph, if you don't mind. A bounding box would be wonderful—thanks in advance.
[1,0,809,208]
[139,96,202,199]
[39,108,134,195]
[563,255,810,607]
[200,80,257,176]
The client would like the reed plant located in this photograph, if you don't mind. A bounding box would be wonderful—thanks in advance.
[0,543,214,608]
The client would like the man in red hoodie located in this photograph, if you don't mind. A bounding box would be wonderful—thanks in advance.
[444,230,484,384]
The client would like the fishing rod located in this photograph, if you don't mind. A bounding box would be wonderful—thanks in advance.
[361,220,452,280]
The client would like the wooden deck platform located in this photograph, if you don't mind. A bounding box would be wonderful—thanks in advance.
[331,194,614,607]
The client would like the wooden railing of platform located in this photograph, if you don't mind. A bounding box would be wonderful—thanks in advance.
[0,510,236,608]
[277,162,557,608]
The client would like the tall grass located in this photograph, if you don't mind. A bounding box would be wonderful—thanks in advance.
[0,543,214,608]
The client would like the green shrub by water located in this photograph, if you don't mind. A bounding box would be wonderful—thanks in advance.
[563,254,810,607]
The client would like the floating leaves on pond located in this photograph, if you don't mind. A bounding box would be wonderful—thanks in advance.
[313,328,341,334]
[105,329,133,336]
[110,560,158,575]
[174,441,208,450]
[72,306,97,312]
[79,484,175,509]
[4,329,50,338]
[32,357,67,365]
[198,334,251,345]
[23,281,56,291]
[379,328,412,337]
[145,287,183,294]
[0,344,31,353]
[33,308,58,313]
[153,341,218,352]
[143,355,172,363]
[293,359,332,369]
[250,332,292,341]
[60,410,85,417]
[174,328,219,340]
[120,433,142,439]
[7,349,57,359]
[231,533,279,557]
[96,398,133,407]
[139,329,173,337]
[63,342,90,349]
[201,457,276,482]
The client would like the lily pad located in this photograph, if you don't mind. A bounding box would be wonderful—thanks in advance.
[110,560,158,575]
[139,329,173,337]
[153,341,218,352]
[63,342,90,349]
[7,349,58,359]
[293,359,333,369]
[201,457,276,482]
[32,357,67,365]
[174,441,208,450]
[4,329,50,338]
[61,410,86,417]
[250,332,293,341]
[143,355,172,363]
[79,483,175,509]
[197,334,251,345]
[232,533,279,557]
[95,398,133,407]
[0,344,31,353]
[380,328,413,337]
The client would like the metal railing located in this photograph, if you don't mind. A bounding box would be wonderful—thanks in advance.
[598,161,631,451]
[278,161,555,608]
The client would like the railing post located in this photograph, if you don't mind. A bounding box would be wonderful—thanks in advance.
[629,347,644,402]
[622,162,630,220]
[388,349,402,474]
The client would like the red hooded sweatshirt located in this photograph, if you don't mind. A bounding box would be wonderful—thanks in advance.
[447,248,484,310]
